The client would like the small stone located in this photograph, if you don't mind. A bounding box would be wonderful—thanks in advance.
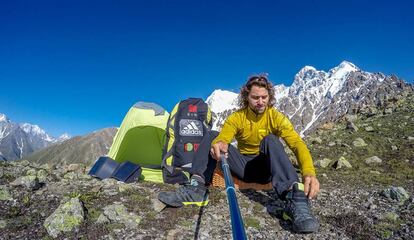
[365,126,374,132]
[0,220,6,229]
[309,137,322,144]
[320,122,335,130]
[63,172,78,180]
[91,185,102,193]
[0,185,13,201]
[167,229,180,240]
[26,169,37,176]
[333,157,352,169]
[10,175,41,191]
[345,114,358,122]
[65,164,84,173]
[364,156,383,165]
[97,214,110,224]
[151,199,166,212]
[391,145,398,151]
[384,212,399,222]
[369,204,377,210]
[328,142,336,147]
[314,158,332,168]
[37,169,49,183]
[381,186,410,202]
[19,160,31,167]
[40,163,53,171]
[346,121,359,132]
[370,171,381,175]
[408,136,414,141]
[118,184,132,193]
[353,138,367,147]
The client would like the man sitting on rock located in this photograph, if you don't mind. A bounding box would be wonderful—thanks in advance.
[160,75,320,233]
[211,75,320,233]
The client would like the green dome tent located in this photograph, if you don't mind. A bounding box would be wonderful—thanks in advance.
[107,102,169,183]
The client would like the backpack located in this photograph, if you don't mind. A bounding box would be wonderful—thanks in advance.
[162,98,212,184]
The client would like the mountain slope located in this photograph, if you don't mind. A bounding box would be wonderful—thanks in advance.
[24,128,117,165]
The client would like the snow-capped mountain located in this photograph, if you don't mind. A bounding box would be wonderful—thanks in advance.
[0,114,71,160]
[206,90,239,130]
[207,61,413,135]
[56,133,71,142]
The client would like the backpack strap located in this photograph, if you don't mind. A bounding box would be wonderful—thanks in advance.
[162,102,179,173]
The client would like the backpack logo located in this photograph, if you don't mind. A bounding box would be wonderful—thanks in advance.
[179,119,203,136]
[188,104,197,113]
[184,143,193,152]
[184,143,200,152]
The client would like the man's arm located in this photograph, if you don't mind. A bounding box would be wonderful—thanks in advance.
[273,112,319,198]
[210,114,238,160]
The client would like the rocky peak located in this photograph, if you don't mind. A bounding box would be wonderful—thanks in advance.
[0,113,10,123]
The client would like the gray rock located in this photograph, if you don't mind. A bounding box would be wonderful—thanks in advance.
[43,197,85,238]
[63,172,78,180]
[381,186,410,202]
[345,114,358,122]
[391,145,398,151]
[328,141,336,147]
[314,158,332,168]
[346,121,359,132]
[364,156,383,165]
[333,157,352,169]
[26,169,37,176]
[40,163,54,171]
[383,212,399,222]
[0,219,6,229]
[384,108,393,114]
[98,203,141,229]
[96,214,110,224]
[10,175,41,191]
[365,126,374,132]
[408,136,414,141]
[353,138,367,147]
[151,199,166,212]
[118,183,133,193]
[308,136,322,144]
[37,169,49,183]
[0,185,13,201]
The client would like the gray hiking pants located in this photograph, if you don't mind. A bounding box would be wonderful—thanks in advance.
[226,134,299,195]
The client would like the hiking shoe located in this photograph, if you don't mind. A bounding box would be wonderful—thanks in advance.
[158,179,209,207]
[283,183,319,233]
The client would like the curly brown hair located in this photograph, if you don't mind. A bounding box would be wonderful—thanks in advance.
[238,74,275,109]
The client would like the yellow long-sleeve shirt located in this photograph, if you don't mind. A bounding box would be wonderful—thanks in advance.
[213,107,316,177]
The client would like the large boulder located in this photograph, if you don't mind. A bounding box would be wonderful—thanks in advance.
[43,197,85,238]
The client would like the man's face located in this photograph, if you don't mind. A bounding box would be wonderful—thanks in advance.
[247,85,269,114]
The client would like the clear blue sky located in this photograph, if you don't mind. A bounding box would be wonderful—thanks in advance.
[1,0,413,137]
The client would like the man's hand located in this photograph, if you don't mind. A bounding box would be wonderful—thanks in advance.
[210,141,228,161]
[302,175,320,199]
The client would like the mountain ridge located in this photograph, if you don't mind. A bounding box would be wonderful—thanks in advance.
[0,114,71,160]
